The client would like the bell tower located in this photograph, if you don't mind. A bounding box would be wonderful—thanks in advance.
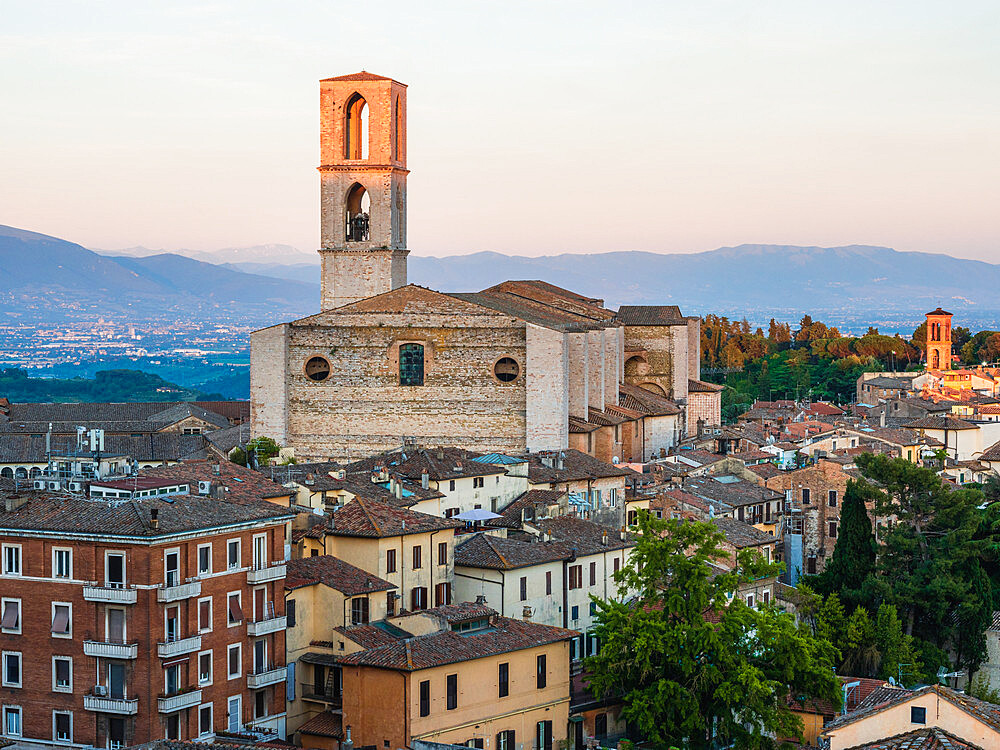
[318,72,408,309]
[925,307,953,371]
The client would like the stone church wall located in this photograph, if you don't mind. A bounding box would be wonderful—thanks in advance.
[525,324,570,452]
[250,323,290,444]
[281,316,528,461]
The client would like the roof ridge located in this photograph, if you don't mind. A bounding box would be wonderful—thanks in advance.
[356,498,382,536]
[483,533,511,568]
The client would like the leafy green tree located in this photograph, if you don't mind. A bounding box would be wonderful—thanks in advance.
[246,436,282,466]
[814,593,848,652]
[874,603,920,684]
[585,513,841,749]
[841,606,879,677]
[229,446,248,467]
[816,481,878,608]
[855,454,993,668]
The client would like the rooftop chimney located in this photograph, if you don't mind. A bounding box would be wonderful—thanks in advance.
[475,594,487,605]
[150,508,159,530]
[212,464,221,475]
[343,725,353,750]
[421,469,429,490]
[601,530,608,546]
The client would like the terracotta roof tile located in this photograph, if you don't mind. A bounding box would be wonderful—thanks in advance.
[286,555,395,595]
[328,497,462,538]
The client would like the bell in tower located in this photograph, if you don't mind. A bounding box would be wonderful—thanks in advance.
[317,72,409,309]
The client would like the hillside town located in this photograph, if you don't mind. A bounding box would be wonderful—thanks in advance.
[4,72,1000,750]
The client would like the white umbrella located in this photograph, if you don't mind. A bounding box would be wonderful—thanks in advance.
[455,508,502,521]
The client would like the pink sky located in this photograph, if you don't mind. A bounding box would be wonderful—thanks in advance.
[2,1,998,261]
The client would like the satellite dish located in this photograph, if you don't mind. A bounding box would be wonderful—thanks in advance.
[613,456,621,464]
[888,676,896,686]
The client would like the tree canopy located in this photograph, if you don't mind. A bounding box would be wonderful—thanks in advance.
[585,513,841,749]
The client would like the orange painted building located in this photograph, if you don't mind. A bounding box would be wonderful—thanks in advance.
[925,307,953,371]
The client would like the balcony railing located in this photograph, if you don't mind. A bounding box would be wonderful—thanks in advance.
[84,694,139,715]
[301,691,342,708]
[247,665,286,689]
[247,615,287,637]
[83,585,137,604]
[157,634,202,658]
[157,688,202,713]
[157,579,202,603]
[84,640,138,659]
[247,562,286,584]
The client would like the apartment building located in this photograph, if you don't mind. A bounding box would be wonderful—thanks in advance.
[297,603,576,750]
[0,487,292,748]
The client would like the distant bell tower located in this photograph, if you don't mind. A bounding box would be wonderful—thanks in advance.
[318,72,408,309]
[925,307,953,370]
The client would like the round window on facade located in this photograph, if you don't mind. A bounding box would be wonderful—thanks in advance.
[494,357,520,383]
[304,356,331,382]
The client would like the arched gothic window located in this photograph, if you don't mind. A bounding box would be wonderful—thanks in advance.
[345,93,369,160]
[345,183,370,242]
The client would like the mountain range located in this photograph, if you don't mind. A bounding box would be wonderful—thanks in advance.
[5,225,1000,329]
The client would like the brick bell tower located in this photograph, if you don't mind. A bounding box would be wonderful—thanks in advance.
[318,72,408,309]
[925,307,953,370]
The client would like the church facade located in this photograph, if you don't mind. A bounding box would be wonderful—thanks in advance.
[250,73,719,462]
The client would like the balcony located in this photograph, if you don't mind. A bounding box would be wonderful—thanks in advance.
[84,640,138,659]
[157,688,202,713]
[84,694,139,715]
[247,562,286,584]
[302,691,342,708]
[156,579,202,603]
[157,634,202,658]
[247,665,286,689]
[247,615,287,637]
[83,585,137,604]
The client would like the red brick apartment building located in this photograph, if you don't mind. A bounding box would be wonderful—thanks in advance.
[0,485,293,748]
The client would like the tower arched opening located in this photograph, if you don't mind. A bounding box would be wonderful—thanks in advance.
[344,93,369,160]
[345,183,371,242]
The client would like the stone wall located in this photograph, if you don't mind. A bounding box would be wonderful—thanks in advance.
[526,324,570,452]
[687,391,721,436]
[250,323,290,444]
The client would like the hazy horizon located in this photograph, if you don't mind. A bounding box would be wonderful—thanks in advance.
[3,1,998,260]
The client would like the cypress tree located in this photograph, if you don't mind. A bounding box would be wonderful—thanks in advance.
[819,479,877,606]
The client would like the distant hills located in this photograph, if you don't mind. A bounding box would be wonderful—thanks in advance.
[6,225,1000,329]
[0,226,318,323]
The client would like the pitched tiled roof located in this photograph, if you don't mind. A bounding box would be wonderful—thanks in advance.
[321,70,400,84]
[980,441,1000,462]
[142,459,294,502]
[926,307,953,316]
[397,601,497,624]
[335,615,577,671]
[689,379,724,393]
[615,305,687,326]
[684,476,783,509]
[841,727,981,750]
[455,532,569,570]
[345,446,506,481]
[529,515,635,555]
[489,489,566,529]
[525,449,632,483]
[905,415,978,430]
[0,432,207,464]
[0,490,292,538]
[297,709,344,739]
[618,383,682,416]
[711,516,777,548]
[327,498,462,538]
[286,555,395,595]
[331,624,402,650]
[825,685,1000,735]
[746,463,784,480]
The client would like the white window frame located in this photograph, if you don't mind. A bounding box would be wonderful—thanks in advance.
[51,601,72,639]
[197,543,213,576]
[105,551,126,587]
[0,598,20,635]
[227,644,242,680]
[252,533,267,570]
[53,710,73,743]
[197,596,213,634]
[227,591,242,628]
[52,656,73,693]
[198,702,214,738]
[227,539,241,570]
[164,547,181,587]
[52,547,73,579]
[2,705,22,737]
[2,544,21,576]
[2,651,22,688]
[746,593,755,608]
[164,604,181,643]
[198,649,213,687]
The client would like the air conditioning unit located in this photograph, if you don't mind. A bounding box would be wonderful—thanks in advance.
[93,685,108,697]
[34,480,45,489]
[68,482,82,492]
[198,480,212,495]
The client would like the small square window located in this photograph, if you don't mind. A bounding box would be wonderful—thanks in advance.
[198,544,212,575]
[53,657,72,691]
[911,706,926,724]
[2,651,22,687]
[227,539,241,570]
[53,710,72,742]
[51,602,72,638]
[199,703,213,737]
[3,706,21,737]
[198,650,213,686]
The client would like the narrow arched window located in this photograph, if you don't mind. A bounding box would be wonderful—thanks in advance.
[344,93,369,160]
[345,183,370,242]
[399,344,424,386]
[393,96,401,161]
